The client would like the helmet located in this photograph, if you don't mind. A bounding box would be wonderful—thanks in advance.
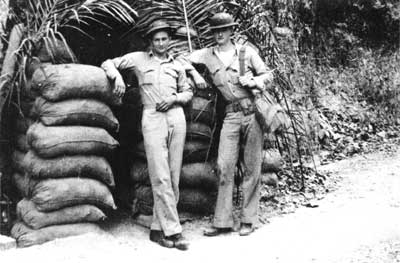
[146,20,172,37]
[208,12,238,30]
[175,26,198,38]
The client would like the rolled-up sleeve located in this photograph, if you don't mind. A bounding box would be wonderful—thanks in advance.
[175,65,193,104]
[248,48,274,91]
[101,53,137,80]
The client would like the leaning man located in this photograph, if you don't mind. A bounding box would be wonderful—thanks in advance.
[186,12,273,236]
[101,20,192,250]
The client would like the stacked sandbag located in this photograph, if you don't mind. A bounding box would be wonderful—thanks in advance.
[10,61,120,247]
[131,88,219,217]
[111,80,142,209]
[261,148,284,187]
[131,161,218,216]
[8,78,37,203]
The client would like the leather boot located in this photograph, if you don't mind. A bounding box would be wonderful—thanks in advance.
[239,223,255,236]
[166,233,189,251]
[203,227,233,237]
[149,230,174,248]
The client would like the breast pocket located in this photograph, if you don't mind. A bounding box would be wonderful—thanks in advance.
[228,63,240,85]
[164,68,178,79]
[163,67,178,88]
[142,68,156,85]
[210,67,224,87]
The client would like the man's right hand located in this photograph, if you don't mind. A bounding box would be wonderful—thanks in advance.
[194,75,208,89]
[114,76,126,98]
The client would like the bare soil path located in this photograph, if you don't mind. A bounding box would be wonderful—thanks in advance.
[1,148,400,263]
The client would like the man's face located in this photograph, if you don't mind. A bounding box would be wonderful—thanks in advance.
[151,31,170,56]
[212,28,232,46]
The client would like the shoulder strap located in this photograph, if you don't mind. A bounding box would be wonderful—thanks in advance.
[239,45,246,76]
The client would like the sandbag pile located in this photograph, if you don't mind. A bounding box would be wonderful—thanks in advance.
[9,54,120,247]
[131,88,219,217]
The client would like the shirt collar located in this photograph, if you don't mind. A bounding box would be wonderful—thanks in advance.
[212,41,240,56]
[148,50,174,62]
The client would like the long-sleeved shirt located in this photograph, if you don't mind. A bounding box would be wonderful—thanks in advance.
[187,43,273,102]
[101,51,192,107]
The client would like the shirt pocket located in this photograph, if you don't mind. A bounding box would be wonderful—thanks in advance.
[209,67,224,87]
[142,68,156,85]
[162,67,178,89]
[228,62,241,85]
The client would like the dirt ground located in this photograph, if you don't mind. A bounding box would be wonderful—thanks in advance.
[1,146,400,263]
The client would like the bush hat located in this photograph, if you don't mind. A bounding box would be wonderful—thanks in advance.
[208,12,238,30]
[175,26,198,38]
[146,20,172,37]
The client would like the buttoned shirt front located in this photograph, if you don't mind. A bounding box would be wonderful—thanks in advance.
[102,51,192,107]
[188,43,272,102]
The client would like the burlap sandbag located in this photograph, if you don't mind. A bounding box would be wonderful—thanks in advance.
[15,134,29,153]
[178,188,216,214]
[183,140,211,163]
[11,150,25,173]
[134,139,210,163]
[184,96,216,127]
[15,115,34,134]
[186,122,212,142]
[130,161,217,192]
[23,151,115,187]
[31,97,119,132]
[130,161,149,185]
[25,58,51,81]
[181,162,218,191]
[30,177,116,212]
[11,221,102,248]
[12,173,32,198]
[134,186,216,215]
[17,199,106,230]
[19,99,35,117]
[31,64,120,105]
[27,122,119,158]
[262,149,284,173]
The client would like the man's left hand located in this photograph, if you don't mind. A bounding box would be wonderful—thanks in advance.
[156,95,177,112]
[239,76,257,89]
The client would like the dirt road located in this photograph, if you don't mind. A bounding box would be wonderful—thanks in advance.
[1,148,400,263]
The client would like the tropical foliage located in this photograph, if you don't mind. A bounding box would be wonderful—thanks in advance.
[2,0,136,93]
[4,0,399,191]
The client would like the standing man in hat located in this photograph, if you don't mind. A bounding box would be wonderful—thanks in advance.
[101,19,192,250]
[185,12,273,236]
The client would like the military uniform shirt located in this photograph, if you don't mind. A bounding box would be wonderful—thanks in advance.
[188,43,272,102]
[102,51,192,107]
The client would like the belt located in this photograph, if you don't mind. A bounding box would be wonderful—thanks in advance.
[142,104,180,110]
[225,97,255,115]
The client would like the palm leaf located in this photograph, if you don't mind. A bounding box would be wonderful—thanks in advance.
[131,0,224,56]
[0,0,138,127]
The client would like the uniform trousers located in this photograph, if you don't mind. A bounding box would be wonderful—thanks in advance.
[213,111,263,228]
[142,106,186,236]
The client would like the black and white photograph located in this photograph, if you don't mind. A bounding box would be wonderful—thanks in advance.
[0,0,399,262]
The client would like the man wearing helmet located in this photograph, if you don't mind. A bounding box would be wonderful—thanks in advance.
[101,20,192,250]
[187,12,273,236]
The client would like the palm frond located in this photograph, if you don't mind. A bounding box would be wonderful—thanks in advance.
[0,0,138,127]
[131,0,224,56]
[22,0,136,41]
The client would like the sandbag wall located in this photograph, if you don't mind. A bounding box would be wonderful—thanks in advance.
[9,61,120,247]
[130,88,219,217]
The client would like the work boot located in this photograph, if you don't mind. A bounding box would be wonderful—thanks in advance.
[166,233,190,251]
[239,223,254,236]
[203,227,232,237]
[149,230,174,248]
